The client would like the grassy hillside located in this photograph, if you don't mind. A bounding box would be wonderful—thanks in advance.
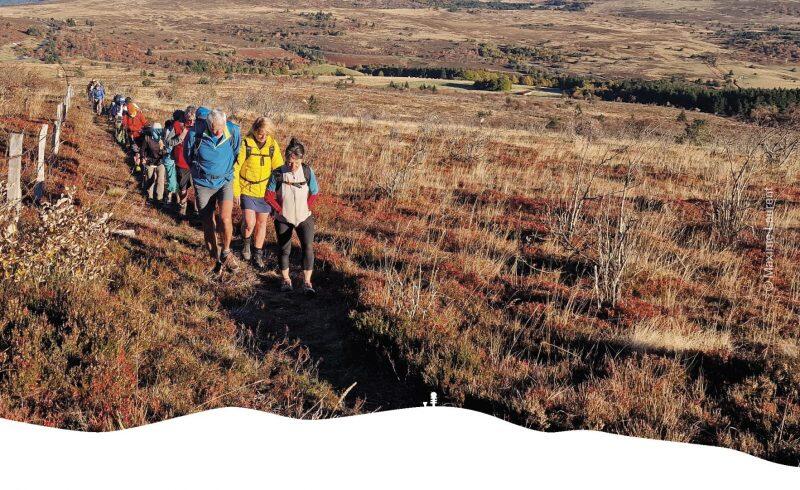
[0,2,799,464]
[0,69,365,429]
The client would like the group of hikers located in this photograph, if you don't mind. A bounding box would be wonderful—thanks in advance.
[94,88,320,294]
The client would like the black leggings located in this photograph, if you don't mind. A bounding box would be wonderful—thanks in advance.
[274,216,315,271]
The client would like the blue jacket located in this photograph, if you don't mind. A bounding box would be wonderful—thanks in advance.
[92,86,105,101]
[185,118,241,189]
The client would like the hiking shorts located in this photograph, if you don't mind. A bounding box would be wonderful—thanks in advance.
[194,180,233,218]
[177,167,192,192]
[240,195,272,214]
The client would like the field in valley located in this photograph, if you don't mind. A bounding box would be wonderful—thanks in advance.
[0,0,799,466]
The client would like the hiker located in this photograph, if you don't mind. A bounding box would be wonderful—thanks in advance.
[161,117,180,206]
[122,98,147,169]
[91,82,105,115]
[171,105,196,216]
[264,138,320,294]
[109,95,127,144]
[139,123,167,203]
[86,79,96,101]
[108,94,124,119]
[184,108,242,273]
[234,116,283,269]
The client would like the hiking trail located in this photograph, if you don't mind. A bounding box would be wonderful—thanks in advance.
[82,101,425,412]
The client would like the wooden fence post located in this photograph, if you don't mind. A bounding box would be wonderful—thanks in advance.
[53,103,63,156]
[5,133,24,235]
[35,124,48,202]
[64,85,72,118]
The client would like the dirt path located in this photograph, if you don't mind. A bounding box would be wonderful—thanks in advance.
[86,104,425,412]
[232,260,426,412]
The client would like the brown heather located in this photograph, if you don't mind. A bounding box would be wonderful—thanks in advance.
[0,60,798,465]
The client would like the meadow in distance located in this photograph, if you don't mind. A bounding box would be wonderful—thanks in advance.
[0,0,798,466]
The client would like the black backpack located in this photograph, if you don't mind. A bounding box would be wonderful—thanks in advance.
[274,164,312,189]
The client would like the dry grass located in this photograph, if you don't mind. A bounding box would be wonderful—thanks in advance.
[0,76,358,431]
[1,38,799,464]
[629,317,733,354]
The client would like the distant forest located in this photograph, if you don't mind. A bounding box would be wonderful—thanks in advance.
[559,76,800,117]
[353,64,800,118]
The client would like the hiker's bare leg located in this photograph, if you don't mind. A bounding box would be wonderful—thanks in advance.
[178,190,189,210]
[202,212,218,259]
[281,268,291,282]
[242,209,256,239]
[219,199,234,253]
[254,212,269,249]
[303,269,313,286]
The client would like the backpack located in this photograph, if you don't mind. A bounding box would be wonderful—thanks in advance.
[244,138,275,166]
[274,164,311,189]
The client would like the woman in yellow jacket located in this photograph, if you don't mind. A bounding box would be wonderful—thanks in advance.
[234,116,283,269]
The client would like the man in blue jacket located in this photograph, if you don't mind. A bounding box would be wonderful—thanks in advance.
[91,83,105,115]
[184,108,242,273]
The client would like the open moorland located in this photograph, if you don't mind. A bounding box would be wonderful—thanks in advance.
[0,0,799,466]
[3,0,800,88]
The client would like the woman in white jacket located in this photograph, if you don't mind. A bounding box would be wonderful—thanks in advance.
[264,138,320,294]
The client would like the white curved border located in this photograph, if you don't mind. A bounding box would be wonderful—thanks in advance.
[0,407,797,488]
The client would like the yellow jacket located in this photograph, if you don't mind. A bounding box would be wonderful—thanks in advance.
[234,135,284,198]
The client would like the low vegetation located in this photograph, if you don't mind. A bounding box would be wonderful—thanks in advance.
[1,0,799,466]
[0,72,357,430]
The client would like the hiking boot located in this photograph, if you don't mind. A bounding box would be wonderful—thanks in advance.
[220,250,239,272]
[280,280,293,292]
[210,260,223,275]
[302,283,316,296]
[253,249,265,270]
[241,236,252,261]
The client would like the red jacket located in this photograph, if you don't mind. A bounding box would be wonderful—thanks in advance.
[172,120,192,170]
[122,108,147,139]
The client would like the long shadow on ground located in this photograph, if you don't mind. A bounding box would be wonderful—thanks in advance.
[228,251,429,412]
[93,109,427,413]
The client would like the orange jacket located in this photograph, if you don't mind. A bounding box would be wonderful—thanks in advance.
[122,106,147,139]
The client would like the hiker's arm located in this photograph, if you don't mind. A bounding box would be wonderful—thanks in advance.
[307,167,320,209]
[233,142,245,198]
[175,123,190,144]
[183,131,195,167]
[264,173,281,214]
[165,128,182,148]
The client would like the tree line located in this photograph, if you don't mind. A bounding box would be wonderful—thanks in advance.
[559,77,800,117]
